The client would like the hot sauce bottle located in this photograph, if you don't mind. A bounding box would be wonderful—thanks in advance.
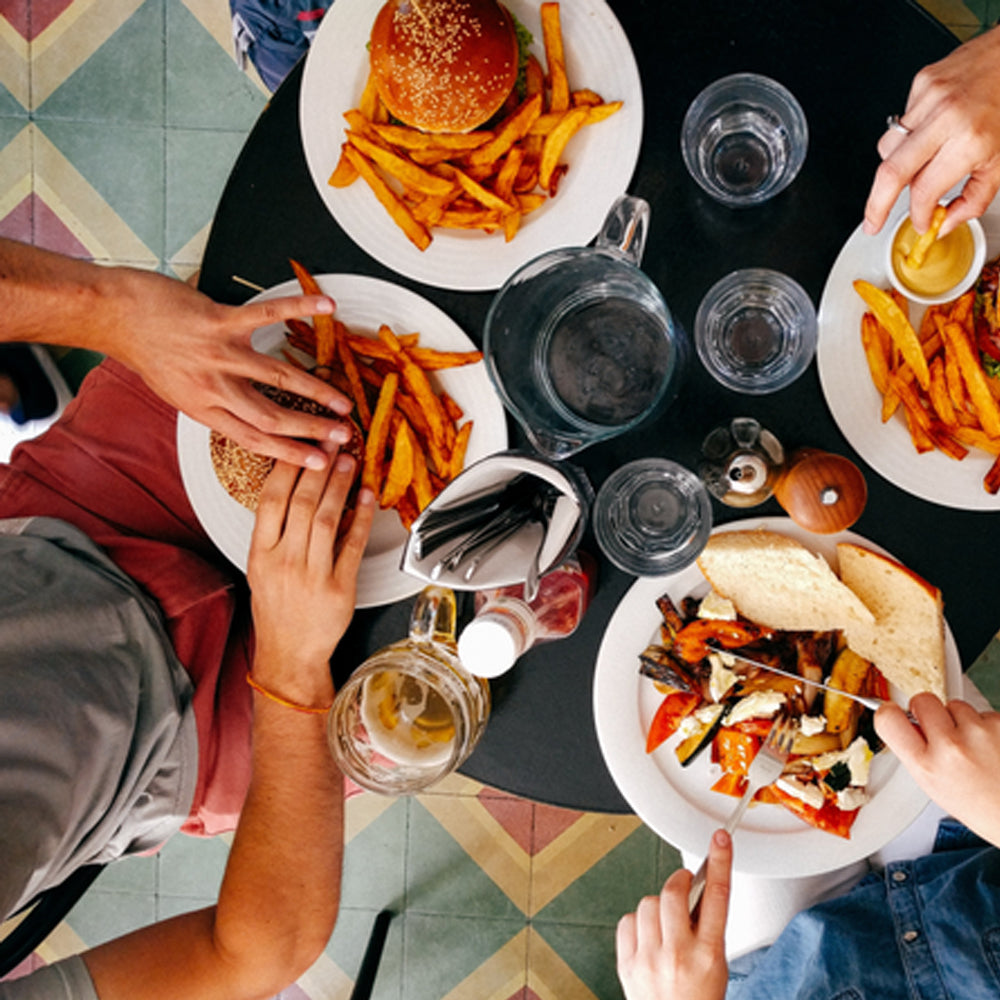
[456,553,597,678]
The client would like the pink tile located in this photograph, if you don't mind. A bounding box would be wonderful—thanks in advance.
[33,194,90,257]
[478,794,534,854]
[0,194,32,242]
[27,0,75,40]
[532,803,583,855]
[0,1,29,39]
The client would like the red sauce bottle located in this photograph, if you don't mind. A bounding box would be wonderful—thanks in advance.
[456,553,597,678]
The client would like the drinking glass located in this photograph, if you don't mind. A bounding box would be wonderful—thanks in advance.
[681,73,808,207]
[328,586,490,795]
[694,268,817,394]
[593,459,712,576]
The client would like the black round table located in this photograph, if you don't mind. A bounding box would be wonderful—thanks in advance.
[198,0,988,813]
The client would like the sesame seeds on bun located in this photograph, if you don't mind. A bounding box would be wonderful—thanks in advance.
[369,0,519,133]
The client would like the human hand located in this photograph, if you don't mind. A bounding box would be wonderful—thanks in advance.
[101,267,356,468]
[863,25,1000,238]
[876,694,1000,847]
[615,829,732,1000]
[247,449,375,708]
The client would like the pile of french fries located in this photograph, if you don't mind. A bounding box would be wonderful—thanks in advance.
[854,277,1000,493]
[288,260,482,526]
[328,2,622,249]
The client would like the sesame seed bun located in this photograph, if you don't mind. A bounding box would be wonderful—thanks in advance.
[369,0,519,133]
[210,383,364,511]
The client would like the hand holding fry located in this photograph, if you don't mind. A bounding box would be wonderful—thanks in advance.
[864,24,1000,238]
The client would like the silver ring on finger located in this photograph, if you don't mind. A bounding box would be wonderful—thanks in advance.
[886,114,912,136]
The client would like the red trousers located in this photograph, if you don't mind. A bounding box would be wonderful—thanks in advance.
[0,359,252,836]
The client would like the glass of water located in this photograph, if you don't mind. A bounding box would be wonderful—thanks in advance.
[681,73,808,207]
[593,459,712,576]
[694,268,817,394]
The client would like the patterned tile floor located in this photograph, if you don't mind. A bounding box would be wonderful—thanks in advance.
[1,2,999,999]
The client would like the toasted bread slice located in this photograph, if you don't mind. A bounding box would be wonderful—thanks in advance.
[696,529,875,632]
[837,543,947,701]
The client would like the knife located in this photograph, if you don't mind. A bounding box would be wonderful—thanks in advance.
[705,642,887,712]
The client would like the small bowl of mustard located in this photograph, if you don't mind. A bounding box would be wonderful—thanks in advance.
[885,208,986,306]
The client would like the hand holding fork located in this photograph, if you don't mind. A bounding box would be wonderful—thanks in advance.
[687,711,797,914]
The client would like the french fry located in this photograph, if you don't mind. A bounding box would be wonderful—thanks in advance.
[342,145,432,251]
[346,132,456,197]
[985,453,1000,494]
[860,312,891,394]
[467,94,543,168]
[337,329,371,430]
[408,432,435,511]
[541,2,569,113]
[938,317,1000,437]
[289,259,336,367]
[446,165,518,213]
[439,392,464,423]
[363,371,398,495]
[448,421,473,480]
[903,204,947,270]
[540,107,589,191]
[377,324,450,454]
[853,280,930,389]
[370,124,492,152]
[381,417,416,509]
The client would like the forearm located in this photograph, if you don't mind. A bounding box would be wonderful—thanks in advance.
[0,238,138,356]
[83,660,345,1000]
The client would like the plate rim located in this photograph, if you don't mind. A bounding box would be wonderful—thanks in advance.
[592,515,961,877]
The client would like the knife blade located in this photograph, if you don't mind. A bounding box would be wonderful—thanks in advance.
[705,642,886,712]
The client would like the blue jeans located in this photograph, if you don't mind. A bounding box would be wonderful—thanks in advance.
[727,820,1000,999]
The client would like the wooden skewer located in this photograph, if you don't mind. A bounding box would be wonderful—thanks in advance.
[232,275,266,292]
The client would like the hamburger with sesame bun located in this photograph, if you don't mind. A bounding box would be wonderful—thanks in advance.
[369,0,521,134]
[210,383,364,512]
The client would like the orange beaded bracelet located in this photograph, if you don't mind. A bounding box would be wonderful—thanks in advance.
[246,671,333,715]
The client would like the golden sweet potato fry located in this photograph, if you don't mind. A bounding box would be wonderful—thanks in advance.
[381,417,415,509]
[541,2,569,112]
[860,312,891,394]
[363,371,398,495]
[938,317,1000,437]
[337,328,371,430]
[467,94,543,168]
[985,453,1000,494]
[448,421,473,479]
[540,106,589,190]
[346,132,456,198]
[904,205,947,270]
[289,259,336,367]
[854,280,930,389]
[342,146,431,251]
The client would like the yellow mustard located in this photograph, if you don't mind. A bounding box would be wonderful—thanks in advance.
[892,218,975,297]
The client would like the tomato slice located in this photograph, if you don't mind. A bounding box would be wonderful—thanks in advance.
[645,690,701,753]
[760,784,860,839]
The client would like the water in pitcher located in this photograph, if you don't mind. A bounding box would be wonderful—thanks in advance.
[543,296,672,427]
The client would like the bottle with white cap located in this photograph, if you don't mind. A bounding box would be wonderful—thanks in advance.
[457,553,595,679]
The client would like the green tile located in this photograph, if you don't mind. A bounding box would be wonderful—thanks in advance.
[532,922,624,1000]
[402,914,524,1000]
[156,833,230,899]
[535,824,663,927]
[35,0,165,125]
[968,634,1000,710]
[341,799,408,911]
[36,120,164,261]
[91,852,157,894]
[158,896,216,921]
[165,127,246,262]
[0,117,27,153]
[327,908,403,999]
[406,801,523,919]
[166,2,265,131]
[0,79,26,117]
[65,890,156,948]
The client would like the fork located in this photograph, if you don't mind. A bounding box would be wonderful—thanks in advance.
[687,711,797,913]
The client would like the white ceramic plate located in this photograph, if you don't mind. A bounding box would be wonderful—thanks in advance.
[816,192,1000,510]
[593,516,961,878]
[176,274,508,608]
[299,0,644,291]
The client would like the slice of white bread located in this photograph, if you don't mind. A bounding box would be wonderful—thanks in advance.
[696,529,875,632]
[837,542,947,701]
